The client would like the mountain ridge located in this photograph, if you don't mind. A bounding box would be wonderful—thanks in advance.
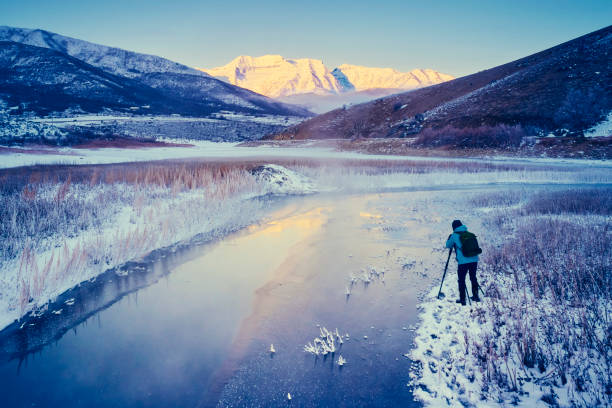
[0,25,202,79]
[199,55,453,99]
[0,41,217,117]
[201,55,343,98]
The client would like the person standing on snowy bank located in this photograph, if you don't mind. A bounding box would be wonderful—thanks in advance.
[446,220,481,305]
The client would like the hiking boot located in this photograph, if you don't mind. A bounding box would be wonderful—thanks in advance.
[471,296,481,302]
[455,299,466,306]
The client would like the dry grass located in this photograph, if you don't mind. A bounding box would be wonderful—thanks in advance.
[0,160,269,260]
[471,188,612,406]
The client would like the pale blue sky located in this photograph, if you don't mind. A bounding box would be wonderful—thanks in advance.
[1,0,610,77]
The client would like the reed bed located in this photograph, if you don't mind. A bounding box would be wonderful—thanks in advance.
[0,160,269,328]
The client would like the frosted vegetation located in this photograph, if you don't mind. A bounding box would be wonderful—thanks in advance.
[410,187,611,407]
[475,189,610,406]
[0,159,609,331]
[303,327,347,357]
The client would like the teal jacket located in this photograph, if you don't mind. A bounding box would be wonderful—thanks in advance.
[445,225,479,264]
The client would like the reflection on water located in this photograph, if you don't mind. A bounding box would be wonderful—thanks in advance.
[248,207,328,235]
[359,211,383,219]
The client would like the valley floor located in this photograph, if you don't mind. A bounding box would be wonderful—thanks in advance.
[2,140,611,170]
[0,155,609,407]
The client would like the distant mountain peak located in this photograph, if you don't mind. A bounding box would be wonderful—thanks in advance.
[200,55,342,98]
[334,64,455,91]
[199,55,454,100]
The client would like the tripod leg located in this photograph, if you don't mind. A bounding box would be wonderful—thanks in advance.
[437,248,453,299]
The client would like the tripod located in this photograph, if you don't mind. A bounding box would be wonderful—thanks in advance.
[436,247,453,299]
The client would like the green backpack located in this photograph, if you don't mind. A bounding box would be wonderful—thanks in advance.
[457,231,482,257]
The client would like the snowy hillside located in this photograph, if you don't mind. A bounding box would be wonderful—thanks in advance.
[200,55,453,99]
[0,25,202,79]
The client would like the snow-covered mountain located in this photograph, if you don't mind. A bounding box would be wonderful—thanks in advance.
[0,26,311,118]
[201,55,344,98]
[201,55,453,98]
[200,55,454,112]
[271,26,612,142]
[0,41,176,116]
[333,64,454,91]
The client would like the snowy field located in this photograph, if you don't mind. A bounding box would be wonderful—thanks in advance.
[2,141,612,170]
[30,113,302,127]
[1,112,304,144]
[0,156,610,407]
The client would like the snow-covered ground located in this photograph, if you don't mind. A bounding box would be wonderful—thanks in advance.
[0,156,609,407]
[406,188,611,408]
[2,141,612,170]
[586,112,612,137]
[0,141,399,168]
[30,113,301,127]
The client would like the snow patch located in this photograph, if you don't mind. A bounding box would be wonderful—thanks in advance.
[586,111,612,137]
[250,164,316,195]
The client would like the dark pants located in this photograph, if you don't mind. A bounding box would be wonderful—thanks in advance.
[458,262,479,302]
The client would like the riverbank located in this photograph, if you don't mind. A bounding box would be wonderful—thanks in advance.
[408,187,611,407]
